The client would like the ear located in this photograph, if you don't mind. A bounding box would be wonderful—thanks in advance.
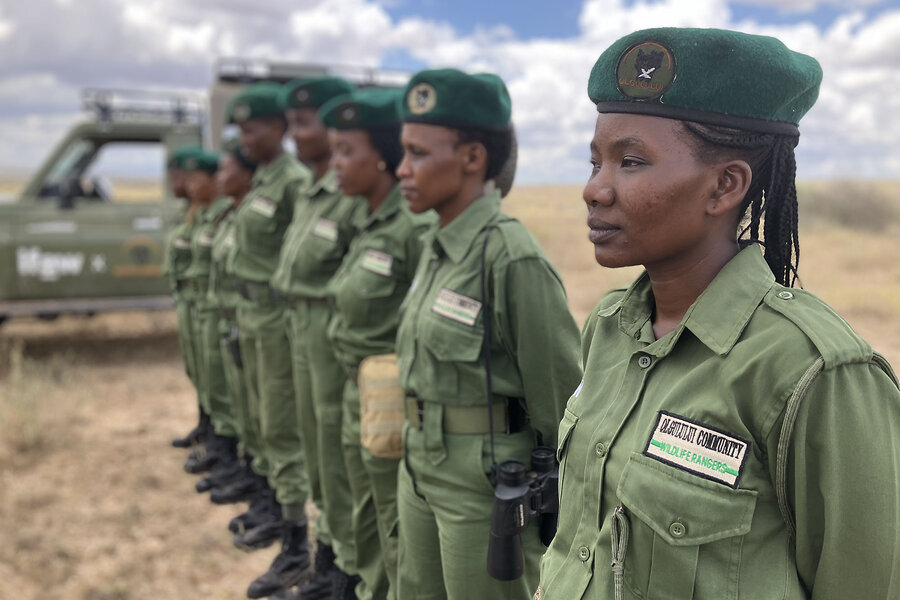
[707,160,751,217]
[460,141,488,176]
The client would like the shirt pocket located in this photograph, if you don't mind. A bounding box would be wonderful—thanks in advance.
[616,452,757,600]
[418,314,484,400]
[242,199,282,257]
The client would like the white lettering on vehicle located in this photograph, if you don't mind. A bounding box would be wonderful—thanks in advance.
[16,246,86,282]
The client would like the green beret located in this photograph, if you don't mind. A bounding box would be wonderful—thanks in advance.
[168,144,203,170]
[588,28,822,135]
[399,68,511,131]
[227,82,284,124]
[183,150,221,174]
[318,88,402,130]
[279,77,355,110]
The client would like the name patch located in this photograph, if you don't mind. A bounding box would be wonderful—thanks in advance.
[644,411,749,488]
[249,196,276,218]
[173,237,192,250]
[432,288,482,326]
[198,233,215,247]
[361,249,393,277]
[312,218,338,242]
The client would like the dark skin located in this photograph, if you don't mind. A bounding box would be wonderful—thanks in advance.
[169,168,188,199]
[329,129,395,214]
[584,113,751,339]
[397,122,489,226]
[185,171,217,208]
[287,107,331,181]
[238,117,286,166]
[216,153,254,205]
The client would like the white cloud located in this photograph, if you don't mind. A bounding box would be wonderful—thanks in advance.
[733,0,883,12]
[0,0,898,183]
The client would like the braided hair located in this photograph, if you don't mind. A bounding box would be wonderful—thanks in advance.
[682,121,801,287]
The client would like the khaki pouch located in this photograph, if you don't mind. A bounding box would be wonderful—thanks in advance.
[358,353,405,459]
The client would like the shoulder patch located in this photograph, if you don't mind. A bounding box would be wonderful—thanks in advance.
[763,286,871,369]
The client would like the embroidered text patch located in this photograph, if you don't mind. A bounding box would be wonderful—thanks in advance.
[361,249,393,277]
[249,197,276,218]
[312,218,338,242]
[644,411,750,488]
[432,288,482,326]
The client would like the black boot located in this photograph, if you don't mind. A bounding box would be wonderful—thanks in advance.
[233,494,284,552]
[229,487,280,534]
[196,436,241,492]
[172,410,210,448]
[211,466,267,504]
[296,542,336,600]
[246,520,312,599]
[330,569,361,600]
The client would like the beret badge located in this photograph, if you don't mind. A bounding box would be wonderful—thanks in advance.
[232,102,252,123]
[616,41,676,101]
[407,83,437,115]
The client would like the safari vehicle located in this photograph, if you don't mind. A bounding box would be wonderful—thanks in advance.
[0,60,408,326]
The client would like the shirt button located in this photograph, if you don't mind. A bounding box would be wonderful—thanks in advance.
[637,355,652,368]
[777,291,794,300]
[595,442,607,458]
[669,521,686,538]
[577,546,590,561]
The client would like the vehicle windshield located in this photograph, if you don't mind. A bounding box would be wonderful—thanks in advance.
[44,138,96,187]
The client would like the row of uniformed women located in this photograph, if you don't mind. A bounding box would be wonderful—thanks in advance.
[168,24,900,600]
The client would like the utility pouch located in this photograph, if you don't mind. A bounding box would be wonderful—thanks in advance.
[358,353,405,459]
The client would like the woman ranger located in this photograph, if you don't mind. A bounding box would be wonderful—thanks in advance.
[537,28,900,600]
[179,149,244,485]
[394,69,583,599]
[319,87,436,600]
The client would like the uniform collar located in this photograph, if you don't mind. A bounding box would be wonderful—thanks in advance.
[612,244,775,356]
[307,168,338,198]
[363,183,403,230]
[252,152,293,187]
[434,189,501,264]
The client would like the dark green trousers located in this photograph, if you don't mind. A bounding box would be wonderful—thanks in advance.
[286,300,355,574]
[237,296,309,508]
[397,423,544,600]
[342,378,400,600]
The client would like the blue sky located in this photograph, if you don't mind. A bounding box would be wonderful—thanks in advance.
[0,0,898,183]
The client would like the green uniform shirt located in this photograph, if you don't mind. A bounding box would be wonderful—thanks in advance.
[395,190,583,447]
[270,169,367,299]
[163,220,196,285]
[327,184,436,368]
[229,152,311,283]
[208,202,241,311]
[184,197,234,309]
[539,244,900,600]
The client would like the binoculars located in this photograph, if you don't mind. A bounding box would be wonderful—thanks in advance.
[487,446,559,581]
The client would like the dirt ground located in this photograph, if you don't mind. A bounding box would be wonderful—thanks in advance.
[2,183,900,600]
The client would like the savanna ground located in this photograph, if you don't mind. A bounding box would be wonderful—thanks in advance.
[2,180,900,599]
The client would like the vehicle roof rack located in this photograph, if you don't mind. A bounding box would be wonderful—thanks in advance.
[82,88,206,124]
[215,58,410,89]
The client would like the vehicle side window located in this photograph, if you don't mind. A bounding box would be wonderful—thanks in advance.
[82,142,165,204]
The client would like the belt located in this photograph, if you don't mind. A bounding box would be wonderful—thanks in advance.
[218,307,237,321]
[284,296,329,311]
[237,280,279,302]
[175,278,189,291]
[404,396,526,435]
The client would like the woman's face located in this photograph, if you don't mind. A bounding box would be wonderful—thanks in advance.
[329,129,384,198]
[186,171,217,204]
[584,113,722,271]
[216,153,252,202]
[396,123,468,216]
[169,168,188,199]
[238,117,284,164]
[286,108,330,164]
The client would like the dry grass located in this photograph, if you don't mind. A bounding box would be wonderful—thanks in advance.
[1,181,898,599]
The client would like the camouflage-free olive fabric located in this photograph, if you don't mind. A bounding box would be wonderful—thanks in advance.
[539,244,900,599]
